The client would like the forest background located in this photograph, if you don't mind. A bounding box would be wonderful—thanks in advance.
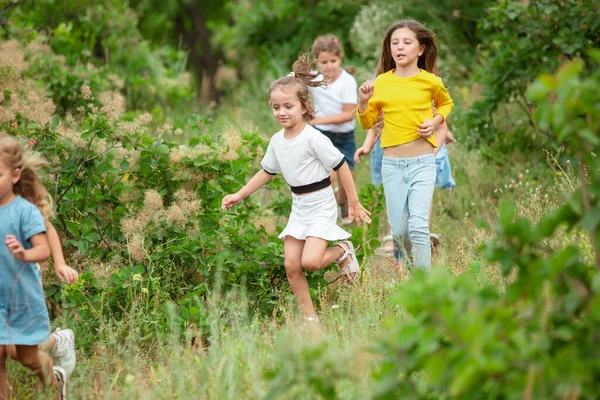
[1,0,599,398]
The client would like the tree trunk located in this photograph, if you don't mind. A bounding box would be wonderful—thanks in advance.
[176,1,223,105]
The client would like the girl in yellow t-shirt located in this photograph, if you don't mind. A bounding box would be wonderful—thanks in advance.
[356,19,453,271]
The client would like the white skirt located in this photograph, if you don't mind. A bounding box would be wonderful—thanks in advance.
[278,186,351,241]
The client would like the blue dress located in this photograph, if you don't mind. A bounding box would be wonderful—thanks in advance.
[0,196,50,345]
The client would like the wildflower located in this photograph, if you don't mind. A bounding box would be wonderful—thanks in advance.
[143,190,163,214]
[129,234,146,262]
[141,287,149,294]
[138,112,152,125]
[133,273,143,281]
[166,204,186,225]
[81,84,93,100]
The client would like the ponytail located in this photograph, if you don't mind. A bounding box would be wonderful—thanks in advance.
[269,53,323,122]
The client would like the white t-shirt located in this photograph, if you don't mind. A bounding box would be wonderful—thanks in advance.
[261,125,345,188]
[310,69,358,133]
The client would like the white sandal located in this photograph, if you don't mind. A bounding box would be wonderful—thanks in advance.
[335,240,360,282]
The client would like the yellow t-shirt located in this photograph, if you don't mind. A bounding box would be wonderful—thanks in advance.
[357,69,453,148]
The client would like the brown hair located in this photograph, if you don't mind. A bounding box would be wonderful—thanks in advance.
[312,34,356,75]
[376,19,439,77]
[312,34,344,59]
[268,53,323,122]
[0,135,54,219]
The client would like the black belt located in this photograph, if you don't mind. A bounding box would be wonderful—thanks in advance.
[290,176,331,194]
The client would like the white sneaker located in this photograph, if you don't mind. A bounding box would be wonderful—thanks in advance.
[53,365,67,399]
[50,328,76,379]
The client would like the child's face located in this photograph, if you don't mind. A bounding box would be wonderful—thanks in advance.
[270,89,306,130]
[390,28,424,68]
[316,51,342,80]
[0,159,19,205]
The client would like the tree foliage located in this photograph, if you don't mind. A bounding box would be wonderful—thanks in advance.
[465,0,600,152]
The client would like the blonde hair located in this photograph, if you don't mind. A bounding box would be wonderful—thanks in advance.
[268,53,323,122]
[0,135,54,219]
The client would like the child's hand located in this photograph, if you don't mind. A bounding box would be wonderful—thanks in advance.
[348,202,372,226]
[418,118,439,138]
[55,264,79,284]
[5,235,26,261]
[445,130,457,144]
[354,146,371,164]
[221,193,242,210]
[358,81,374,102]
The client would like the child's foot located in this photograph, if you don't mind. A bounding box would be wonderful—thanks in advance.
[53,366,67,399]
[302,316,322,337]
[50,328,76,378]
[335,240,360,283]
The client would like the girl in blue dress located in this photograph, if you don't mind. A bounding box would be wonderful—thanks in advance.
[0,136,65,398]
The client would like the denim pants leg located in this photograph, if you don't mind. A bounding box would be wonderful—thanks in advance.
[381,154,436,269]
[370,139,384,186]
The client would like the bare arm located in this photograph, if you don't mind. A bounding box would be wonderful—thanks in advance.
[46,220,79,284]
[5,233,50,263]
[222,169,274,209]
[433,121,449,156]
[312,104,356,125]
[336,163,371,225]
[354,111,383,164]
[45,220,66,266]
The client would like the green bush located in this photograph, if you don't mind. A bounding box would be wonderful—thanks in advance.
[465,0,600,153]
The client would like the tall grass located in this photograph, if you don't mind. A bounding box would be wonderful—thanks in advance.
[9,141,585,399]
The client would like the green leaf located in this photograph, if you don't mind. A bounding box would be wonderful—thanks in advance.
[581,205,600,231]
[157,144,170,154]
[556,59,584,83]
[85,232,101,243]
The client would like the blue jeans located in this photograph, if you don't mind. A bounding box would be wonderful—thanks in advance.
[316,128,356,170]
[371,139,384,185]
[382,154,436,269]
[434,144,456,189]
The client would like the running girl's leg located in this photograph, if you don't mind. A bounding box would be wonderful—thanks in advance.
[407,156,436,269]
[301,236,346,272]
[284,237,316,318]
[301,237,357,283]
[381,157,410,266]
[14,345,57,388]
[0,346,7,400]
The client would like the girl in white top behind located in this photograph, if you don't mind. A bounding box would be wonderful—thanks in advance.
[222,55,371,323]
[309,35,358,223]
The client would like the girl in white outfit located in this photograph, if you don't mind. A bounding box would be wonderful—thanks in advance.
[222,55,371,322]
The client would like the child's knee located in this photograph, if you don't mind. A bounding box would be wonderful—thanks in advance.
[4,346,16,361]
[408,224,430,245]
[284,258,303,278]
[17,353,40,370]
[300,254,321,272]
